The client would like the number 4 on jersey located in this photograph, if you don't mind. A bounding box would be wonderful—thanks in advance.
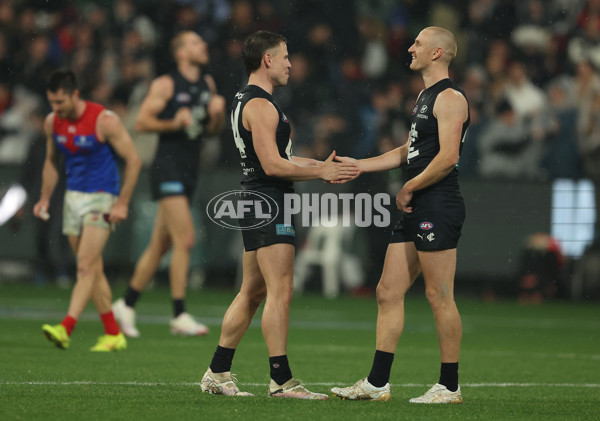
[231,102,246,158]
[231,100,293,160]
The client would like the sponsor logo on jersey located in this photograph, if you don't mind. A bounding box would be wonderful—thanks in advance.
[420,221,434,230]
[68,125,76,134]
[281,113,288,123]
[420,105,428,113]
[74,135,93,147]
[176,92,191,103]
[57,135,67,143]
[412,105,418,115]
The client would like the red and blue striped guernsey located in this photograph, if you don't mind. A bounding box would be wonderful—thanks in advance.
[52,101,120,195]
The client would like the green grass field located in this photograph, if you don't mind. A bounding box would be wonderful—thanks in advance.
[1,283,599,420]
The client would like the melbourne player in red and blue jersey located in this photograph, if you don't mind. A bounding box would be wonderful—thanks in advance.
[33,69,141,352]
[52,100,120,195]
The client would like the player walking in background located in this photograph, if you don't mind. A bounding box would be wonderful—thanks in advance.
[34,69,141,351]
[331,27,469,403]
[112,31,226,337]
[200,30,357,399]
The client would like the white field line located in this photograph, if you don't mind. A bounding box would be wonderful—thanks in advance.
[1,381,599,388]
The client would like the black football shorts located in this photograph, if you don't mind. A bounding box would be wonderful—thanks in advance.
[390,191,465,251]
[239,185,296,252]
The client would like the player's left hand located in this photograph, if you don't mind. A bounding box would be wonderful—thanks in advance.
[396,187,413,213]
[108,203,129,224]
[329,155,362,184]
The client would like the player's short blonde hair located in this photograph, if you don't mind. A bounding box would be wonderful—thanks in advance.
[425,27,457,63]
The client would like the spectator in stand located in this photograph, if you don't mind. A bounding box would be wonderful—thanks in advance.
[478,99,544,180]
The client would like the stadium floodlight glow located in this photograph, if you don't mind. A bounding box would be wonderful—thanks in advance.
[0,184,27,226]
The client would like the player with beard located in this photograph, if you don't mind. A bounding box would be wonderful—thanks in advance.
[36,69,141,351]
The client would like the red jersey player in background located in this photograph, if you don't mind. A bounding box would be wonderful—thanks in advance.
[34,69,141,351]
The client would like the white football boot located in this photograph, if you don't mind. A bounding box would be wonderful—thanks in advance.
[409,383,462,404]
[112,298,140,338]
[331,378,391,401]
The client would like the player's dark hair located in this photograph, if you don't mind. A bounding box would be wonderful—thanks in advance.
[47,69,78,94]
[242,30,287,76]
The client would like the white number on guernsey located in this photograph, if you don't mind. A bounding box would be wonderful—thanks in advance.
[455,127,469,168]
[231,102,246,158]
[407,122,419,163]
[285,138,293,160]
[186,106,206,139]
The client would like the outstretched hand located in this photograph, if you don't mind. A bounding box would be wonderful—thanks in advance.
[319,150,359,182]
[327,154,362,184]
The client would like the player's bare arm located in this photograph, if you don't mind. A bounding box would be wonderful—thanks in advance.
[396,89,467,212]
[331,141,408,185]
[339,145,406,173]
[33,113,60,220]
[290,156,321,167]
[135,76,191,132]
[204,74,226,136]
[98,110,142,223]
[246,98,357,182]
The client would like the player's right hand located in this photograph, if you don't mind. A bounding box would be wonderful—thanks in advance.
[33,200,50,221]
[319,150,359,182]
[174,107,193,129]
[329,155,363,184]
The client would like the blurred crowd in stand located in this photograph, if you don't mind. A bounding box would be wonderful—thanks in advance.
[1,0,600,293]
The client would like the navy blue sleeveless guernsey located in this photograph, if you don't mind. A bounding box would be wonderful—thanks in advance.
[153,70,212,176]
[406,78,470,193]
[231,84,292,189]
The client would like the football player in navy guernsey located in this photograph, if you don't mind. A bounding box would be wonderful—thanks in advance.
[200,30,357,399]
[331,27,469,404]
[112,31,226,337]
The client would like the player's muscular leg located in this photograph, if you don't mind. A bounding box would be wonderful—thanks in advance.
[161,196,195,300]
[419,248,462,362]
[91,261,113,314]
[257,244,294,357]
[218,250,267,348]
[66,226,111,319]
[375,243,420,353]
[129,207,171,291]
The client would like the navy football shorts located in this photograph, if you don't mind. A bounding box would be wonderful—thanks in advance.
[150,164,197,201]
[390,191,465,251]
[239,185,296,252]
